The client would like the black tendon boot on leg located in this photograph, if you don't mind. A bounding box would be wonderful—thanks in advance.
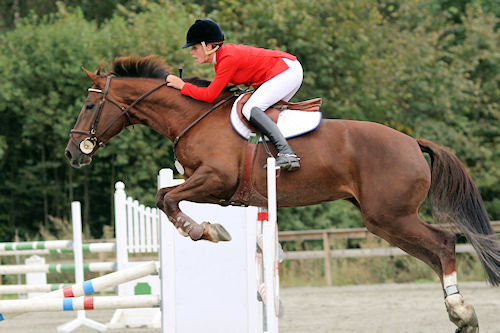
[248,107,300,171]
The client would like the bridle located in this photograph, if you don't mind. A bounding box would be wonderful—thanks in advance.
[70,75,167,154]
[70,73,243,158]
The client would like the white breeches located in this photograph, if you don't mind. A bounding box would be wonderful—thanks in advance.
[242,57,303,120]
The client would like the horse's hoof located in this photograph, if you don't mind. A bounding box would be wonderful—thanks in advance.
[445,294,479,333]
[456,326,479,333]
[201,222,232,242]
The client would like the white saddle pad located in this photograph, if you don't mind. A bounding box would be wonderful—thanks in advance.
[230,94,322,141]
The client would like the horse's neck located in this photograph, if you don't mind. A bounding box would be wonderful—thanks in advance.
[116,80,206,142]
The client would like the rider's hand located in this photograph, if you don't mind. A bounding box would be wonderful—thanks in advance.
[166,75,185,90]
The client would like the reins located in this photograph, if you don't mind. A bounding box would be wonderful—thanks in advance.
[99,80,168,139]
[72,74,247,157]
[172,90,244,153]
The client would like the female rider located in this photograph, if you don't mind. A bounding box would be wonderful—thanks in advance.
[166,19,303,171]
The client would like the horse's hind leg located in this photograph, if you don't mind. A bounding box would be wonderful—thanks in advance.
[362,213,479,332]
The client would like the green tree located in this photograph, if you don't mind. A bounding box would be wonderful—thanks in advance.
[215,0,499,228]
[0,2,200,239]
[0,0,498,239]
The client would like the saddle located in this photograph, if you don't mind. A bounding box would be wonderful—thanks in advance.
[220,93,323,207]
[235,93,322,132]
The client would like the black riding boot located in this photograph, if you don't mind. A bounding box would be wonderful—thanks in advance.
[248,107,300,171]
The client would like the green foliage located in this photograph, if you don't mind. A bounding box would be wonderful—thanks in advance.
[0,0,498,240]
[0,0,167,30]
[0,1,200,239]
[216,0,499,229]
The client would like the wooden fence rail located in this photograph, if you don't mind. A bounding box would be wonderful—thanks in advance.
[279,221,500,286]
[4,223,498,288]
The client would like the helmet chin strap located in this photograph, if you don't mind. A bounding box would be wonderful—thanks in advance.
[201,41,220,62]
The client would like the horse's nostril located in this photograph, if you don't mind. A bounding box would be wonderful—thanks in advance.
[65,149,72,161]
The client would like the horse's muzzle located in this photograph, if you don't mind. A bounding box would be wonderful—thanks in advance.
[65,146,92,168]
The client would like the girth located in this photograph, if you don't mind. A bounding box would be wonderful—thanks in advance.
[214,134,268,207]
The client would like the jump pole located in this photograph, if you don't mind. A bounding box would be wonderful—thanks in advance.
[0,262,116,275]
[0,284,72,294]
[0,261,158,321]
[0,241,115,255]
[0,295,160,313]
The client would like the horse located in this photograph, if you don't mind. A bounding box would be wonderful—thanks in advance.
[65,56,499,332]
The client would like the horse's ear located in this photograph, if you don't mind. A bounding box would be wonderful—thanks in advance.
[96,59,105,75]
[82,66,98,82]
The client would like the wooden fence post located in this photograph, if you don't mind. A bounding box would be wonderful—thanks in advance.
[322,232,332,286]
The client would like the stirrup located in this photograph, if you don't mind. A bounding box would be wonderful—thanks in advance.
[275,153,301,171]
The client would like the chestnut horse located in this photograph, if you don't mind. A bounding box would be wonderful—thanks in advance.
[65,56,499,332]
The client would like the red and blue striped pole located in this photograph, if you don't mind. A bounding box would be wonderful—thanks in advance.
[0,295,160,314]
[0,261,157,321]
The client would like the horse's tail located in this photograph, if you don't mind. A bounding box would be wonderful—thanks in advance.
[418,139,500,285]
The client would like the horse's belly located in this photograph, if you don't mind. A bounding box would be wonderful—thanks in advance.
[249,163,354,208]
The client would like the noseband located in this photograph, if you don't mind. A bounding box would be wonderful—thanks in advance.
[70,75,167,154]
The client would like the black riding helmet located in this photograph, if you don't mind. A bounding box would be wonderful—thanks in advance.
[182,19,224,49]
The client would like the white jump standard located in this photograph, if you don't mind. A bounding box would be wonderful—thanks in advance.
[157,160,281,333]
[262,157,280,332]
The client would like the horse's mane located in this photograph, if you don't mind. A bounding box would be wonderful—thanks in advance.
[111,55,170,79]
[110,55,233,92]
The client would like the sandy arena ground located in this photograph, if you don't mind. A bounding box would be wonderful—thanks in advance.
[1,281,499,333]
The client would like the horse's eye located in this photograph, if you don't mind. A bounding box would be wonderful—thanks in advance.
[86,103,95,110]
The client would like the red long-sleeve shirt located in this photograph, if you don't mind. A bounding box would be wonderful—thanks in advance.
[180,43,297,103]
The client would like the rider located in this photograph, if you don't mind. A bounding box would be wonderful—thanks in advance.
[166,19,303,171]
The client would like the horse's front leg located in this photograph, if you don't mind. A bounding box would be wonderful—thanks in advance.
[155,166,232,242]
